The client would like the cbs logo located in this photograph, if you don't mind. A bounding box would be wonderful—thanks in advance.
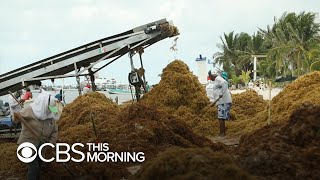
[16,142,38,163]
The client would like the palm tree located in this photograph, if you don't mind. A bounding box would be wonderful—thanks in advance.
[308,44,320,71]
[260,12,320,76]
[258,58,277,79]
[238,33,269,78]
[213,32,242,76]
[214,32,264,77]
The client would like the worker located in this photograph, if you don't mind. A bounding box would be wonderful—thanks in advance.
[83,84,92,94]
[8,90,25,121]
[0,100,10,116]
[221,71,232,88]
[115,96,119,105]
[13,91,59,180]
[145,81,150,92]
[206,70,232,137]
[221,71,228,81]
[22,88,33,100]
[55,89,63,101]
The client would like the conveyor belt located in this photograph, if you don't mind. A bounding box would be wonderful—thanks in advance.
[0,19,178,96]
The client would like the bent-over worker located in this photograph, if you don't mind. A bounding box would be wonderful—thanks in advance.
[14,91,59,180]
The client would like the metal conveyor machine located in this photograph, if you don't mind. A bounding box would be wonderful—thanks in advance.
[0,19,179,97]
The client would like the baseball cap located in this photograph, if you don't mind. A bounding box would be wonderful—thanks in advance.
[208,70,219,76]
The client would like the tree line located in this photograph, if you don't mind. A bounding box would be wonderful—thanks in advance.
[213,11,320,84]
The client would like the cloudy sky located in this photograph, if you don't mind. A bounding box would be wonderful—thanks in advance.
[0,0,319,85]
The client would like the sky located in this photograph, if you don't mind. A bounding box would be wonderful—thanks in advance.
[0,0,319,86]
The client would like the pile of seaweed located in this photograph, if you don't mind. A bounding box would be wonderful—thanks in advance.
[59,94,216,155]
[111,103,225,155]
[238,103,320,179]
[141,60,210,114]
[50,93,222,178]
[225,71,320,137]
[134,147,252,180]
[58,92,120,132]
[42,161,130,179]
[271,71,320,122]
[57,92,123,145]
[231,90,267,120]
[0,143,25,179]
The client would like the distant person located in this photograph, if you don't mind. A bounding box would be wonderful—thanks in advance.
[115,96,119,105]
[8,90,24,121]
[206,70,232,137]
[145,82,150,92]
[221,71,232,88]
[256,81,260,88]
[0,100,10,116]
[83,84,92,94]
[260,81,266,90]
[221,71,228,81]
[55,89,63,101]
[22,88,33,100]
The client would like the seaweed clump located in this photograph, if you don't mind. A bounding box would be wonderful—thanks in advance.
[238,103,320,179]
[134,147,252,180]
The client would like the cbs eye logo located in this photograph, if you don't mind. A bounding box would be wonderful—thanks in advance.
[17,142,38,163]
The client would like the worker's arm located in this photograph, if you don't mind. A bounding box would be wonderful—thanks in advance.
[48,121,58,144]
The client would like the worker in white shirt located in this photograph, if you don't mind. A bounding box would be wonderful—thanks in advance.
[206,70,232,137]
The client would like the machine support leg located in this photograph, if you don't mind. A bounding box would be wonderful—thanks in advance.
[139,52,147,92]
[76,76,82,96]
[74,63,82,96]
[129,51,134,71]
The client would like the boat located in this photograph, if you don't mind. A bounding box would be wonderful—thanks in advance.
[106,88,133,95]
[82,69,117,91]
[106,83,137,95]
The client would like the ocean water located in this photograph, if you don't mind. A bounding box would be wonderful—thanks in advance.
[0,90,133,105]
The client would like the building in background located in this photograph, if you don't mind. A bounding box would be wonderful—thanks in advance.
[195,54,207,84]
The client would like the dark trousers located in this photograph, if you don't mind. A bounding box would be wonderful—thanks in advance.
[27,145,43,180]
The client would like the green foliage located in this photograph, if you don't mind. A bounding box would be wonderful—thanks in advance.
[261,11,320,76]
[214,32,267,77]
[231,74,241,85]
[310,61,320,71]
[214,11,320,80]
[239,70,251,84]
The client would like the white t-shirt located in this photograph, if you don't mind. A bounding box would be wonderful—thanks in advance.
[83,87,92,94]
[206,81,221,103]
[206,76,232,104]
